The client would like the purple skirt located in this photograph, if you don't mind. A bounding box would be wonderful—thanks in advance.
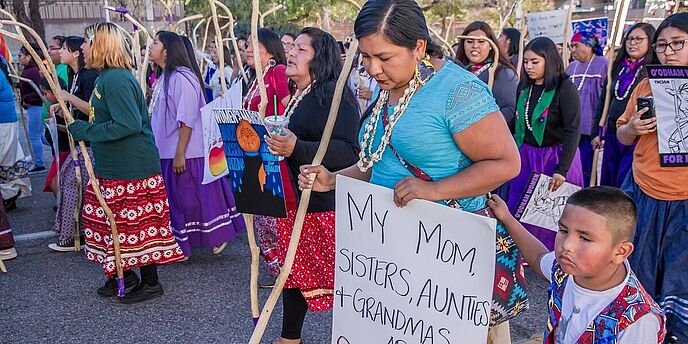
[507,144,584,250]
[161,157,246,256]
[600,131,635,188]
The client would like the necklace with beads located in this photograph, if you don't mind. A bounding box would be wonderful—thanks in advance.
[572,56,594,92]
[613,66,641,101]
[148,75,163,115]
[284,82,313,119]
[524,86,544,132]
[469,62,491,76]
[357,78,419,172]
[243,63,273,109]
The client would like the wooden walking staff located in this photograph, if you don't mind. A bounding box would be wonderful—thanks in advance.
[562,0,576,67]
[1,8,84,251]
[211,0,249,83]
[104,6,153,92]
[259,4,283,28]
[591,0,630,186]
[516,10,527,79]
[248,30,360,344]
[0,22,127,296]
[428,26,455,57]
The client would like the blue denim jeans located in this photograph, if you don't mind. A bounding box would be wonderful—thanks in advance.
[25,105,45,167]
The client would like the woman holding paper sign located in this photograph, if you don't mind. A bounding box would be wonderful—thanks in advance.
[243,28,292,278]
[616,13,688,344]
[593,23,655,188]
[265,27,360,344]
[506,37,584,251]
[148,31,245,258]
[297,0,526,342]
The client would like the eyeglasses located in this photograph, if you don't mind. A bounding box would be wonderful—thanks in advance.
[626,36,647,44]
[653,40,686,53]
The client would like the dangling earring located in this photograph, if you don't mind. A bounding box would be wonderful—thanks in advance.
[415,54,435,85]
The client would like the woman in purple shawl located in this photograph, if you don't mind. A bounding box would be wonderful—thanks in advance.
[566,30,608,186]
[593,23,656,187]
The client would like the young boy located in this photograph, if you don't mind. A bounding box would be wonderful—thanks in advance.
[488,187,666,343]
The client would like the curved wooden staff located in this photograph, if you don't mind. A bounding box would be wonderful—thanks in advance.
[248,26,360,343]
[159,0,176,31]
[192,18,207,48]
[0,22,127,292]
[428,26,455,57]
[259,4,283,28]
[0,9,83,251]
[516,13,528,79]
[454,35,500,87]
[208,0,228,92]
[104,6,153,91]
[173,14,203,33]
[212,1,249,84]
[593,0,630,186]
[562,0,576,67]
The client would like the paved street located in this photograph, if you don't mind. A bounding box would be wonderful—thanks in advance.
[2,145,549,343]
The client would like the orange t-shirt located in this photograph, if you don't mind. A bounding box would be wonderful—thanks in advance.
[616,78,688,200]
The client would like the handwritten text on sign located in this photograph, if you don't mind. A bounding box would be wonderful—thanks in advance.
[332,176,496,344]
[526,9,567,43]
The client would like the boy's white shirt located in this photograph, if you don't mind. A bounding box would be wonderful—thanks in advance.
[210,66,234,100]
[540,252,660,344]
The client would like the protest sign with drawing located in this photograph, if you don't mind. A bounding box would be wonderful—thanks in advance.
[646,65,688,166]
[571,17,609,48]
[526,9,568,43]
[514,173,582,232]
[214,108,287,217]
[332,176,496,344]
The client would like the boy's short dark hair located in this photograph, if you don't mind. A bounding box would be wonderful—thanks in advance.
[567,186,637,243]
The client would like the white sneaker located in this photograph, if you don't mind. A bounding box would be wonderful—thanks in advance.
[212,242,228,254]
[0,247,17,260]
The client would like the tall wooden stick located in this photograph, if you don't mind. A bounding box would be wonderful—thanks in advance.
[173,14,203,33]
[591,0,630,187]
[103,6,152,92]
[428,26,455,57]
[598,0,631,128]
[259,4,283,28]
[0,22,126,293]
[2,11,83,252]
[562,0,576,67]
[192,18,207,48]
[208,0,227,92]
[249,37,360,344]
[212,1,249,83]
[516,14,527,80]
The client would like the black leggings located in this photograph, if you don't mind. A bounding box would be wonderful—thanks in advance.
[281,288,308,340]
[139,264,159,286]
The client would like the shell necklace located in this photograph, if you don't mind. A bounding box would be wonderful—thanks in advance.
[524,86,544,132]
[357,78,419,172]
[614,66,641,101]
[148,75,163,115]
[284,82,313,119]
[572,56,595,92]
[243,63,273,109]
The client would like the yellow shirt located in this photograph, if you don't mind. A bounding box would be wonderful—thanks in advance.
[617,78,688,200]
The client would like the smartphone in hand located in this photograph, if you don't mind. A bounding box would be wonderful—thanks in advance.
[637,96,656,120]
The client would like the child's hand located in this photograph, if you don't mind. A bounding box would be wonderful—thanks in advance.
[487,194,513,223]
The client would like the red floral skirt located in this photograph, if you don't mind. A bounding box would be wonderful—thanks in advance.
[276,209,335,312]
[82,174,184,277]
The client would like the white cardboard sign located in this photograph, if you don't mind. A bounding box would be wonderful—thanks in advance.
[332,176,496,344]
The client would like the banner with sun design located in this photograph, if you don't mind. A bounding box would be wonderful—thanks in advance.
[214,108,287,218]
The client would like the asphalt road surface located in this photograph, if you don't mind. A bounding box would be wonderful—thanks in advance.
[2,146,549,343]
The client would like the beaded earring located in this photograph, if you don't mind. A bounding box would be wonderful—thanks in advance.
[415,56,436,85]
